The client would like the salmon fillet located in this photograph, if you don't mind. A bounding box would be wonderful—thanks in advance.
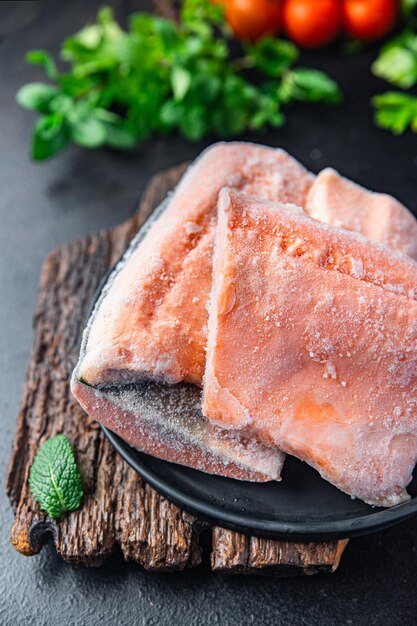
[72,142,312,482]
[73,144,416,488]
[306,168,417,259]
[72,378,284,482]
[202,189,417,506]
[77,142,314,388]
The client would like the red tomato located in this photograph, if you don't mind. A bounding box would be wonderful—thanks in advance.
[226,0,282,41]
[282,0,342,48]
[342,0,398,41]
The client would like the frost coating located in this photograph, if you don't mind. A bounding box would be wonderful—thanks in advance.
[306,168,417,260]
[71,143,417,501]
[71,376,284,482]
[76,141,314,388]
[202,190,417,506]
[72,142,308,483]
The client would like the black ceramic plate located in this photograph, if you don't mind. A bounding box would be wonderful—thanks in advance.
[102,425,417,541]
[84,195,417,542]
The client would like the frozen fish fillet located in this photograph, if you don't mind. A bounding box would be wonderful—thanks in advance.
[202,189,417,506]
[72,378,284,482]
[72,142,311,482]
[77,142,314,388]
[306,168,417,259]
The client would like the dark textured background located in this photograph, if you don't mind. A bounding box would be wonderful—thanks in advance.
[1,1,417,624]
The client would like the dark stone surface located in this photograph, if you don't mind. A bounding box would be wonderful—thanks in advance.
[1,1,417,624]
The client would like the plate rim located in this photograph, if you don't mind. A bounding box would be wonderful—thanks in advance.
[102,425,417,541]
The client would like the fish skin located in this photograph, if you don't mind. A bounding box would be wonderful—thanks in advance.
[72,377,284,482]
[202,189,417,506]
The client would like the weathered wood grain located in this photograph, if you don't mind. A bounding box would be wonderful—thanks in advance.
[211,528,349,576]
[6,163,348,573]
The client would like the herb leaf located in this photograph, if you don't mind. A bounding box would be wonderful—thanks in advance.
[29,434,83,518]
[286,68,342,103]
[32,114,69,160]
[17,3,341,160]
[371,21,417,136]
[372,91,417,134]
[26,50,58,80]
[248,37,298,78]
[171,66,192,101]
[372,31,417,89]
[16,83,59,113]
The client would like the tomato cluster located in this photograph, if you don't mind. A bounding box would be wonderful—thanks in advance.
[222,0,399,47]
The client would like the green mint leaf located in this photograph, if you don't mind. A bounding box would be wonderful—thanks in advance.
[29,435,83,518]
[16,82,59,113]
[26,50,58,80]
[171,66,192,101]
[32,113,69,160]
[289,69,342,104]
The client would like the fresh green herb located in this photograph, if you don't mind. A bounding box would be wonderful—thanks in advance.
[29,434,83,518]
[279,68,342,104]
[372,31,417,89]
[371,4,417,137]
[372,92,417,134]
[17,3,341,160]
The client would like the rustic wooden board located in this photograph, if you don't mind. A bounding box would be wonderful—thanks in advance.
[6,163,348,574]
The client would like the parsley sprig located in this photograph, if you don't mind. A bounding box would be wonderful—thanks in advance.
[372,0,417,135]
[17,3,341,161]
